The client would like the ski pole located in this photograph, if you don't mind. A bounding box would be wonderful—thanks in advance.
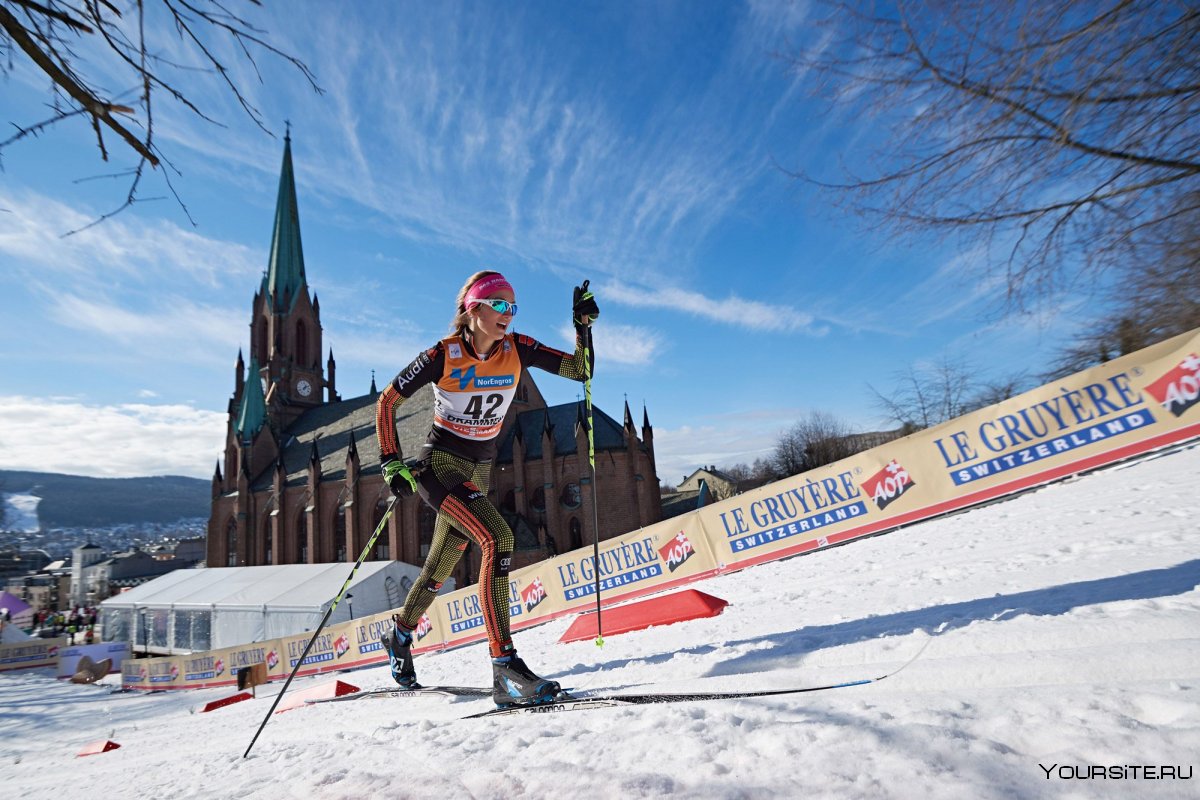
[243,495,397,758]
[579,283,604,647]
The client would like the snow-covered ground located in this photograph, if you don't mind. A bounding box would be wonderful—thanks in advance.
[3,444,1198,799]
[2,492,41,533]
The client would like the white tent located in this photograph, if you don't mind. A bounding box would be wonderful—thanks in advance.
[98,561,435,655]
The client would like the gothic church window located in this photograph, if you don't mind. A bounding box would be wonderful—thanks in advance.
[226,518,237,567]
[335,510,347,562]
[296,319,308,367]
[297,511,308,564]
[261,516,271,565]
[373,499,390,560]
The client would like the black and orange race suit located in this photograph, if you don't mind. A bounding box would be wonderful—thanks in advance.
[376,329,592,657]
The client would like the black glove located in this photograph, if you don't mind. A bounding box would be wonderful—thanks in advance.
[573,280,599,326]
[382,459,417,497]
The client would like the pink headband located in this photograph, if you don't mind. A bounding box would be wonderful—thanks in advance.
[465,273,514,304]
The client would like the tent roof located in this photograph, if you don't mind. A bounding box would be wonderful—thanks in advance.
[98,562,396,612]
[0,591,32,615]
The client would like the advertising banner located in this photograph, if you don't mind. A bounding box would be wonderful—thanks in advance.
[0,637,65,672]
[177,642,284,689]
[276,619,379,678]
[697,328,1200,572]
[144,655,185,688]
[106,329,1200,689]
[121,657,148,689]
[224,640,287,683]
[57,642,129,679]
[428,511,718,650]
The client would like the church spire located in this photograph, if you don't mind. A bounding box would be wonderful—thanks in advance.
[264,131,307,314]
[236,355,267,442]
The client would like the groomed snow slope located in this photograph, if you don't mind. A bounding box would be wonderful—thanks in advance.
[2,444,1198,799]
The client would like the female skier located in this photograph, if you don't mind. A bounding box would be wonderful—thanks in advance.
[375,270,599,707]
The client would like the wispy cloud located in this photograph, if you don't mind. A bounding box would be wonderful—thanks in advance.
[42,291,245,368]
[603,281,829,335]
[0,187,261,368]
[651,417,783,486]
[0,396,225,478]
[0,188,261,285]
[556,322,663,367]
[148,5,810,292]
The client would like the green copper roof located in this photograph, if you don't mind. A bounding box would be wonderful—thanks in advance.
[237,355,267,442]
[264,134,307,313]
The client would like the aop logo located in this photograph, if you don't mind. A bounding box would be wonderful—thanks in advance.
[1144,354,1200,418]
[657,531,696,573]
[521,577,547,612]
[415,613,433,642]
[861,460,916,510]
[334,633,350,658]
[266,649,279,669]
[213,658,225,677]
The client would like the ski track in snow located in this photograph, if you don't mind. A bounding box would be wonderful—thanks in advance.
[2,445,1198,799]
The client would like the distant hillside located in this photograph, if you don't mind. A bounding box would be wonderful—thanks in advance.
[0,470,209,528]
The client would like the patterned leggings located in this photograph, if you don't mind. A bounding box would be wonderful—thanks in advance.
[396,449,515,658]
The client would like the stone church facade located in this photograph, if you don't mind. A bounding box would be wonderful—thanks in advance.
[206,137,662,589]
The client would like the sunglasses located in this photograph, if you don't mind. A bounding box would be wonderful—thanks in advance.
[470,298,518,316]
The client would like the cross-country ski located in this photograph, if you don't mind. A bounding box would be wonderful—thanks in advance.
[305,685,491,704]
[463,678,876,718]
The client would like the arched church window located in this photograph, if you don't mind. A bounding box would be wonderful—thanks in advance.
[296,319,308,367]
[569,517,583,550]
[226,518,237,567]
[260,515,271,565]
[531,487,546,513]
[297,511,308,564]
[335,510,347,562]
[255,322,267,364]
[373,499,390,560]
[502,490,516,513]
[384,576,403,608]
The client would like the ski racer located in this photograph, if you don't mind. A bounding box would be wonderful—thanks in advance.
[375,270,599,707]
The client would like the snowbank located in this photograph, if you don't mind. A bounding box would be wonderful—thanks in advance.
[1,444,1197,799]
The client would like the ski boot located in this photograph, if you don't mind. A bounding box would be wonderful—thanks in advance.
[381,617,419,689]
[491,652,561,708]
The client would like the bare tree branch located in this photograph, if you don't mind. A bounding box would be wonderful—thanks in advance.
[0,0,322,230]
[0,4,151,162]
[785,0,1200,312]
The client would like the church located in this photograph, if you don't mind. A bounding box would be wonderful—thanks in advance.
[206,137,662,589]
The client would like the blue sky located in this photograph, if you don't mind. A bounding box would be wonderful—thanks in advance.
[0,1,1079,484]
